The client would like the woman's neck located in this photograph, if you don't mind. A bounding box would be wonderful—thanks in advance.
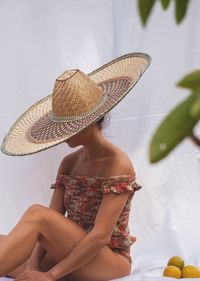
[82,137,107,161]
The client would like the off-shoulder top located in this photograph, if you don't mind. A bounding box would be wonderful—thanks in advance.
[51,174,142,252]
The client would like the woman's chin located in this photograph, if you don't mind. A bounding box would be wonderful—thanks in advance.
[65,140,78,148]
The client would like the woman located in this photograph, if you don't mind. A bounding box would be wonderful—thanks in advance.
[0,53,151,281]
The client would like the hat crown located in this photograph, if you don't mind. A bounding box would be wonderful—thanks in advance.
[52,69,102,120]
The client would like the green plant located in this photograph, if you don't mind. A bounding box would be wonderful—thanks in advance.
[136,0,199,163]
[149,71,200,163]
[138,0,190,26]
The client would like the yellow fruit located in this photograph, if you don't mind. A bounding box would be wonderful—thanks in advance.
[182,265,200,278]
[163,265,181,279]
[167,256,185,269]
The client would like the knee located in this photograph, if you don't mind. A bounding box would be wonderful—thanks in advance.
[21,204,46,223]
[26,204,46,214]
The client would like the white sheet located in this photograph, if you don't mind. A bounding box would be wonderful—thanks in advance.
[0,0,200,280]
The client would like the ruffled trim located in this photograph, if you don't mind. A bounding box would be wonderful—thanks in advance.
[109,228,137,248]
[102,184,132,194]
[55,174,136,180]
[50,174,142,193]
[51,175,66,190]
[101,176,142,195]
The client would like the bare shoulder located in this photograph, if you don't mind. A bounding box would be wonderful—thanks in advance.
[57,148,82,175]
[104,144,136,177]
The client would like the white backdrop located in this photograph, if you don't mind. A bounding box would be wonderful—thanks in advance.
[0,0,200,280]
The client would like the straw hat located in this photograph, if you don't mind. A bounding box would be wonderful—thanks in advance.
[1,53,151,156]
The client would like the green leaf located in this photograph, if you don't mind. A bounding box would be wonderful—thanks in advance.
[191,94,200,118]
[138,0,156,26]
[149,92,200,163]
[160,0,171,10]
[177,70,200,90]
[175,0,190,24]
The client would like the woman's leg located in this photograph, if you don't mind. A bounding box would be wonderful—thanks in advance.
[0,235,26,276]
[0,219,40,276]
[0,235,35,277]
[0,235,72,281]
[0,204,131,281]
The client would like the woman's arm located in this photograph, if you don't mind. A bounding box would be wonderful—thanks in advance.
[47,191,129,280]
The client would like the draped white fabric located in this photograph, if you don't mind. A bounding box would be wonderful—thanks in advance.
[0,0,200,280]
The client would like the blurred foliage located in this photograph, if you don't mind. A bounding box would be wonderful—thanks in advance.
[138,0,190,26]
[149,71,200,163]
[160,0,171,10]
[137,0,199,163]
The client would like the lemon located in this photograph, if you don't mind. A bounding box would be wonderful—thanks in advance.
[167,256,185,269]
[163,265,181,279]
[182,265,200,278]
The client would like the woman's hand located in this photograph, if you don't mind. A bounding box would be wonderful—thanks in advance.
[14,270,54,281]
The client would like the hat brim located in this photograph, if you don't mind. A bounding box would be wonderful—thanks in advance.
[1,53,151,156]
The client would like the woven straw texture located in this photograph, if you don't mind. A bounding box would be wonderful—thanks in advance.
[1,53,151,156]
[52,69,103,118]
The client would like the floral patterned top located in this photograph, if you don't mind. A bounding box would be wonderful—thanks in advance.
[51,174,142,254]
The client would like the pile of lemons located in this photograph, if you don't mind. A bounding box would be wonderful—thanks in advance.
[163,256,200,278]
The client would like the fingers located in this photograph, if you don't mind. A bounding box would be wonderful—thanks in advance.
[14,272,26,280]
[14,270,49,281]
[14,271,31,280]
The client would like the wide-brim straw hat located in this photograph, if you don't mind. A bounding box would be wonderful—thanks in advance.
[1,53,151,156]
